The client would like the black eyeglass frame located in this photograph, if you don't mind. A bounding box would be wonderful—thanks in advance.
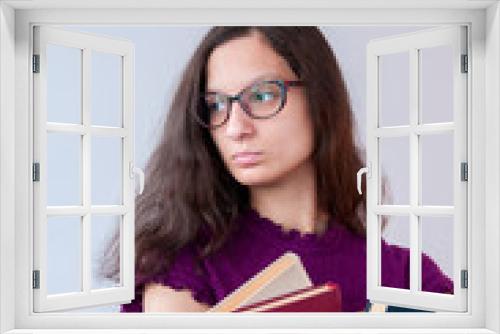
[195,79,304,129]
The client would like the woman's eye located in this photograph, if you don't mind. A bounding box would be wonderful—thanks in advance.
[250,91,276,102]
[209,102,224,112]
[206,98,226,112]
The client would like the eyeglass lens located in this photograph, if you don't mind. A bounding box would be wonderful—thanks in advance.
[201,81,283,128]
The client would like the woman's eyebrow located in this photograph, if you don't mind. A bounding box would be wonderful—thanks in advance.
[205,73,284,94]
[247,73,282,84]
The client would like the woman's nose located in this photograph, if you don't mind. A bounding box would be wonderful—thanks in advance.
[225,101,255,140]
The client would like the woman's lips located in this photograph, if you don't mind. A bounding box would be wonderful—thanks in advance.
[232,152,262,166]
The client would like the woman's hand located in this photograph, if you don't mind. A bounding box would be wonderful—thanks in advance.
[143,283,211,312]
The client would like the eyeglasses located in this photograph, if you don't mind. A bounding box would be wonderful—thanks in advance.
[195,79,304,129]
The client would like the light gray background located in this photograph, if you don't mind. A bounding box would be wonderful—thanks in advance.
[45,25,454,312]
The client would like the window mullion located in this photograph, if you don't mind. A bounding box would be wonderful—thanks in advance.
[409,47,421,293]
[82,47,92,295]
[122,50,134,295]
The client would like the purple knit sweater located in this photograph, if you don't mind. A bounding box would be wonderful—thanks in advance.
[121,208,453,312]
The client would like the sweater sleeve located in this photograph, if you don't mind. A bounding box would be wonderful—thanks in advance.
[120,243,217,312]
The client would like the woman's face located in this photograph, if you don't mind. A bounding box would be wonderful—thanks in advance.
[206,32,315,187]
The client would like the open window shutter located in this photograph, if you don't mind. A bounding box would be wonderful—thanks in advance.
[33,26,137,312]
[364,25,467,312]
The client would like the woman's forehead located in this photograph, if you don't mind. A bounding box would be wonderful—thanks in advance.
[206,35,296,93]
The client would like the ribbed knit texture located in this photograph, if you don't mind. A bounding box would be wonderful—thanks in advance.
[121,207,453,312]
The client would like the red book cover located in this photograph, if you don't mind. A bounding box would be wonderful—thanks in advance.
[233,282,341,312]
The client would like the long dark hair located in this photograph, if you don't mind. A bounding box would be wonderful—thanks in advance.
[103,26,378,290]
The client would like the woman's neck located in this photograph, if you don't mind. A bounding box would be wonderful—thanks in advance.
[249,160,328,235]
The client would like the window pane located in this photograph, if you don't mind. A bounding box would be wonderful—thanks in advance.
[378,52,410,127]
[91,51,123,127]
[379,137,409,205]
[91,136,123,205]
[420,132,454,206]
[380,215,410,290]
[419,46,454,124]
[46,44,82,124]
[421,216,454,294]
[47,216,82,294]
[47,133,82,206]
[92,215,121,290]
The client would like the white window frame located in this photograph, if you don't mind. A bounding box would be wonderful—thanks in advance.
[0,1,499,333]
[365,25,468,312]
[32,26,136,312]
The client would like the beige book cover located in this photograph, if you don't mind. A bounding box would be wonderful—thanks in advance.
[208,251,312,312]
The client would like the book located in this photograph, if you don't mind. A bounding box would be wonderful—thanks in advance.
[208,251,341,312]
[233,282,341,312]
[365,302,388,312]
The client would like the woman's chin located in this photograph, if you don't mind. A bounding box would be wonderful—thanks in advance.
[233,171,279,187]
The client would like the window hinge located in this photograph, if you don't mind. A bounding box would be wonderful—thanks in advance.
[32,54,40,73]
[33,270,40,289]
[33,163,40,182]
[461,270,468,289]
[461,54,468,73]
[461,162,468,182]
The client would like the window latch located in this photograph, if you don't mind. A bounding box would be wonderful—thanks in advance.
[129,162,145,195]
[356,163,371,195]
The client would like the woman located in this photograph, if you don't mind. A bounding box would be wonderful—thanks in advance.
[115,26,452,312]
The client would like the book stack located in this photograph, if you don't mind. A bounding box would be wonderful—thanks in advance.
[207,252,341,312]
